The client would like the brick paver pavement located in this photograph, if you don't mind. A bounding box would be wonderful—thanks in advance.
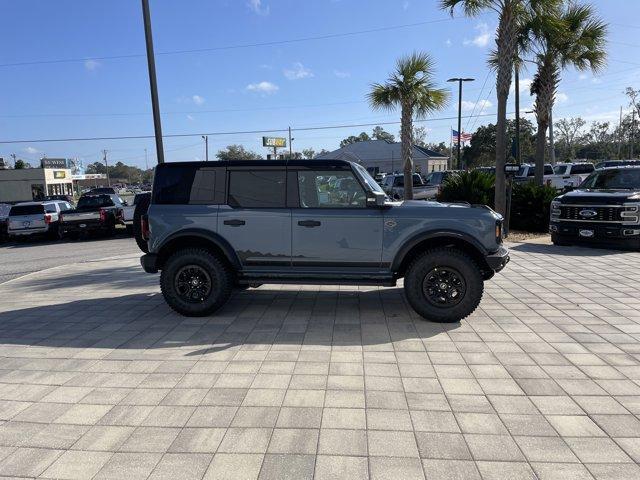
[0,242,639,479]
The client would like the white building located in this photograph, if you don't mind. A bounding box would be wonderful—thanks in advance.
[0,168,74,203]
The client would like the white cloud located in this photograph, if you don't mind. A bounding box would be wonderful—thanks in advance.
[592,77,602,84]
[24,146,39,154]
[192,95,205,105]
[247,0,269,15]
[579,73,588,81]
[402,1,410,10]
[461,99,493,111]
[510,77,533,95]
[445,39,452,47]
[283,62,313,80]
[84,59,101,71]
[186,114,195,121]
[333,69,351,78]
[463,23,491,48]
[556,92,569,103]
[246,81,279,94]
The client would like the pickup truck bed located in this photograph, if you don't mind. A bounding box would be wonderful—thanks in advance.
[59,194,123,238]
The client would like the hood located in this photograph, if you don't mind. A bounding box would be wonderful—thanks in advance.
[558,189,640,205]
[389,200,503,220]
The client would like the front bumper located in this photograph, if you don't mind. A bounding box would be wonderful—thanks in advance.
[550,221,640,249]
[140,253,159,273]
[485,245,510,272]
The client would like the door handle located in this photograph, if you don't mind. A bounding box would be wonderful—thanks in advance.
[224,219,246,226]
[298,220,321,227]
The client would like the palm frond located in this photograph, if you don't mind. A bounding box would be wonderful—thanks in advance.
[439,0,495,17]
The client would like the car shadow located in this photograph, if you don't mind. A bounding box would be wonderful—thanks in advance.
[509,241,630,256]
[0,290,462,353]
[0,230,131,250]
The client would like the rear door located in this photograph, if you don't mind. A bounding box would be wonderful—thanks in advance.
[217,168,291,268]
[290,166,383,268]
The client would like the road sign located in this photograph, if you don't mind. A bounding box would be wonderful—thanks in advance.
[262,137,287,148]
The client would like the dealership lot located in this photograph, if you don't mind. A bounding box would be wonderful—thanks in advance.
[0,241,639,479]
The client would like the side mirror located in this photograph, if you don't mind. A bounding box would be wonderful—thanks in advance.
[367,191,387,208]
[563,185,574,193]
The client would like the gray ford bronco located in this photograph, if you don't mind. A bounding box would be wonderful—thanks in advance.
[140,160,509,323]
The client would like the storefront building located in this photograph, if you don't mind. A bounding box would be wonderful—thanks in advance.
[0,168,74,203]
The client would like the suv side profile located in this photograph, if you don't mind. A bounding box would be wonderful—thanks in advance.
[141,160,509,323]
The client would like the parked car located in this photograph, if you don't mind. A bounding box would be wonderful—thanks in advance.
[0,203,12,240]
[7,200,72,240]
[381,173,432,200]
[59,194,124,239]
[549,162,595,189]
[514,163,568,189]
[550,166,640,250]
[422,170,462,199]
[140,159,509,323]
[84,187,117,196]
[595,160,640,170]
[43,194,75,205]
[122,192,151,234]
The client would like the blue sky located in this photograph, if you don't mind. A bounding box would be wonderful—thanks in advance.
[2,0,640,170]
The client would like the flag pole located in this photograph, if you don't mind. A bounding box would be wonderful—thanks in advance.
[449,127,453,170]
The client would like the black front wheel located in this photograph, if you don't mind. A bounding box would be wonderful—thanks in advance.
[404,248,484,323]
[160,248,233,317]
[551,233,572,246]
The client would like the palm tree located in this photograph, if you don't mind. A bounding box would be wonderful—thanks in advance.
[525,2,607,185]
[441,0,525,216]
[368,52,449,200]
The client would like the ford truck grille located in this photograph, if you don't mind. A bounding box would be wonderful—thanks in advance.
[560,205,623,222]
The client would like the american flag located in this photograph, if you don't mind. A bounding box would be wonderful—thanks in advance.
[452,129,473,144]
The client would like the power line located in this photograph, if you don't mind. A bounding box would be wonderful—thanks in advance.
[464,70,491,132]
[0,17,458,69]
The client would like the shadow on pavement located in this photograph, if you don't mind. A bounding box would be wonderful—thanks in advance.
[509,241,629,256]
[16,265,155,292]
[0,290,460,353]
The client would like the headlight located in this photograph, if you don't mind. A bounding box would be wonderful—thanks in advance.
[622,203,640,224]
[550,200,561,218]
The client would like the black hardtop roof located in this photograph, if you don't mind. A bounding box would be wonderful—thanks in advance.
[156,159,353,169]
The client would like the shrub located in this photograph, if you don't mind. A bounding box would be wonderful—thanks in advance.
[509,182,557,232]
[437,170,495,208]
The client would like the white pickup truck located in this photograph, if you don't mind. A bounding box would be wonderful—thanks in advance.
[514,163,595,191]
[121,192,151,234]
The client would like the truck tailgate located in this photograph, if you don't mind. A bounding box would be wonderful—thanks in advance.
[62,211,101,224]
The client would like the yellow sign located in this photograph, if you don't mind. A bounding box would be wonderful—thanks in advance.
[53,171,66,179]
[262,137,287,148]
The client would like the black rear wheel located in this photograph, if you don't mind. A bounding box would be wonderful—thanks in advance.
[160,248,233,317]
[404,248,484,323]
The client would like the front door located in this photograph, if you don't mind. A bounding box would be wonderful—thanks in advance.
[217,168,291,268]
[291,167,383,268]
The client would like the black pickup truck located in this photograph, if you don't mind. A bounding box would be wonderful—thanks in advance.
[550,166,640,250]
[59,194,124,239]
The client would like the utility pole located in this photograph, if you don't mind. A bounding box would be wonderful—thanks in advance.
[447,77,475,170]
[10,153,17,168]
[201,136,209,161]
[144,148,149,170]
[617,107,623,159]
[102,150,110,186]
[549,108,556,164]
[514,64,521,164]
[141,0,165,164]
[632,109,636,159]
[288,127,293,158]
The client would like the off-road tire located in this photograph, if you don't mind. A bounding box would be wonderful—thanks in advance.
[404,248,484,323]
[133,192,151,253]
[160,248,233,317]
[551,233,571,246]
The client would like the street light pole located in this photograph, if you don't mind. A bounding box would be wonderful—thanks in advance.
[447,77,475,170]
[202,135,209,161]
[514,65,521,164]
[141,0,165,164]
[102,149,110,186]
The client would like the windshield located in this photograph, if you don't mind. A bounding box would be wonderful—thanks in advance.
[77,196,114,209]
[579,168,640,190]
[554,165,569,175]
[9,204,44,216]
[352,163,385,195]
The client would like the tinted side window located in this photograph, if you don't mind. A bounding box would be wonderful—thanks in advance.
[10,205,45,216]
[228,170,286,208]
[573,164,594,174]
[153,165,197,204]
[544,165,554,175]
[190,169,217,204]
